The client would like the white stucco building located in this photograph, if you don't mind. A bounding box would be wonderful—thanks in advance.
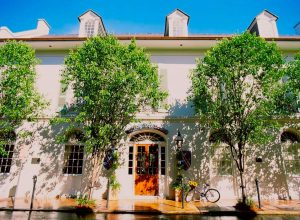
[0,9,299,207]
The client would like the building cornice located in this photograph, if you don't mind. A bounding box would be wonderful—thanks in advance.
[1,35,300,41]
[0,35,299,51]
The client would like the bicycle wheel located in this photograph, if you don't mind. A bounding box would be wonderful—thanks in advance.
[205,188,220,203]
[185,189,194,202]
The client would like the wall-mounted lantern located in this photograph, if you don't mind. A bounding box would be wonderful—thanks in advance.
[175,130,183,150]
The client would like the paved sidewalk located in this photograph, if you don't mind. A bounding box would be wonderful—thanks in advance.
[194,199,300,215]
[0,198,300,215]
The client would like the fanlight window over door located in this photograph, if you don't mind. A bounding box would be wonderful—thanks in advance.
[128,131,166,176]
[130,132,165,142]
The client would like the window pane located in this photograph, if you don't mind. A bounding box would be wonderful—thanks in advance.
[129,147,133,153]
[73,160,78,166]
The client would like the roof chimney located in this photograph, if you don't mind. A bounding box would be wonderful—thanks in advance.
[0,27,14,38]
[164,9,189,37]
[37,19,50,35]
[294,22,300,35]
[248,10,279,38]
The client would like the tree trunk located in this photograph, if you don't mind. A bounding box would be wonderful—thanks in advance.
[230,144,247,204]
[88,152,104,199]
[239,170,246,204]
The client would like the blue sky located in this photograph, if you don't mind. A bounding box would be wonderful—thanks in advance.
[0,0,299,35]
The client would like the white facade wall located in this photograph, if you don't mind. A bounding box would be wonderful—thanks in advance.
[0,42,299,204]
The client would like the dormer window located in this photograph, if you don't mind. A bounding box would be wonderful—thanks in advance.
[164,9,189,37]
[85,19,95,37]
[78,10,106,37]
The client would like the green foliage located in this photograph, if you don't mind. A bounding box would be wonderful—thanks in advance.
[108,151,121,191]
[235,198,256,210]
[171,175,190,193]
[110,151,120,170]
[190,32,286,147]
[75,195,96,207]
[109,173,121,191]
[60,35,166,154]
[190,32,297,202]
[275,51,300,114]
[0,41,45,153]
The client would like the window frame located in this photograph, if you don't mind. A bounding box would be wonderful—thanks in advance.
[62,144,85,176]
[0,143,15,174]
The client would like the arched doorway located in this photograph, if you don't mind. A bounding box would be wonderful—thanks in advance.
[128,130,167,197]
[279,129,300,199]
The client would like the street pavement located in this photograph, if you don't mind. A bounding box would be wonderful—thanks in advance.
[0,198,300,215]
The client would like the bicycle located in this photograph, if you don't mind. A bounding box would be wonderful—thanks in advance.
[185,181,220,203]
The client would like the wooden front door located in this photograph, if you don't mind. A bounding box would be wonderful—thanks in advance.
[135,144,159,196]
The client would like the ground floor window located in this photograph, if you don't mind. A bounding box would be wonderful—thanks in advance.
[128,146,133,175]
[213,157,233,176]
[161,146,166,175]
[210,131,233,176]
[0,144,14,173]
[281,130,300,175]
[63,145,84,174]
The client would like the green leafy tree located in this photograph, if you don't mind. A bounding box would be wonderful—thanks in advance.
[190,32,296,203]
[60,35,166,197]
[277,52,300,113]
[0,41,45,154]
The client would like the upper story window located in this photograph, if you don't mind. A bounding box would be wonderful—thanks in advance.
[85,19,95,37]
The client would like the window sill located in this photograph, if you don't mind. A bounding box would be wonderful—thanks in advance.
[62,174,83,176]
